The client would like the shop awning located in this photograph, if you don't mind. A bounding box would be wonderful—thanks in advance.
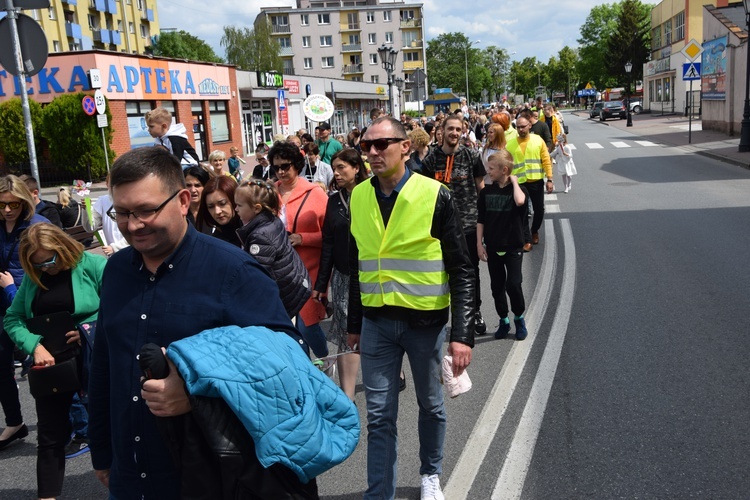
[329,92,384,100]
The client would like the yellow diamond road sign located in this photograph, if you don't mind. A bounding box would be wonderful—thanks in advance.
[585,82,593,89]
[680,39,703,61]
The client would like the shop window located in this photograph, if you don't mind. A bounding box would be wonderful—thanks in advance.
[663,77,671,102]
[126,101,155,149]
[161,101,176,114]
[209,101,230,143]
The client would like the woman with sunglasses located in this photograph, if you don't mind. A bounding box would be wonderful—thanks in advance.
[195,175,243,247]
[271,141,329,361]
[0,175,49,452]
[4,223,105,499]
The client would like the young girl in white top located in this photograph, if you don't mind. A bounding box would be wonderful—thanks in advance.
[551,133,577,193]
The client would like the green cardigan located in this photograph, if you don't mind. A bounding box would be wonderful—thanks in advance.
[4,252,107,356]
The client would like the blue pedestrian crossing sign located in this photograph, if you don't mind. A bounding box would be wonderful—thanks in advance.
[682,62,701,81]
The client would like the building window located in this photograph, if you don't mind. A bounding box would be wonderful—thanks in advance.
[304,57,313,69]
[371,75,379,83]
[351,76,362,82]
[128,22,134,34]
[664,20,672,46]
[302,36,311,48]
[209,101,230,143]
[402,31,418,46]
[30,9,40,20]
[348,34,360,44]
[404,51,420,62]
[400,10,415,21]
[272,15,289,26]
[161,101,176,114]
[53,40,61,52]
[385,32,393,44]
[318,13,330,25]
[137,0,143,10]
[366,11,375,23]
[125,101,155,149]
[280,37,291,48]
[322,57,334,68]
[140,24,147,38]
[368,33,376,44]
[48,7,56,20]
[117,20,123,31]
[300,14,309,26]
[674,11,685,42]
[320,35,332,47]
[383,11,391,22]
[369,53,378,64]
[652,27,661,49]
[663,76,671,102]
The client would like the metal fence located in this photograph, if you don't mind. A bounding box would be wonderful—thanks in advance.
[0,161,102,188]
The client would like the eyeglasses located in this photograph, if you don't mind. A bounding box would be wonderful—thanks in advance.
[32,253,57,269]
[360,137,404,152]
[274,163,294,171]
[107,190,181,222]
[0,201,21,210]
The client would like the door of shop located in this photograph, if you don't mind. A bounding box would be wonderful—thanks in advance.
[191,101,207,161]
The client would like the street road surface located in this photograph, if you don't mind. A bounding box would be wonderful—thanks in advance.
[1,111,749,499]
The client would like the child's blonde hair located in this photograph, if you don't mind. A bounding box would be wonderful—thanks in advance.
[145,107,172,125]
[208,150,226,163]
[229,146,240,154]
[236,179,281,216]
[487,150,514,172]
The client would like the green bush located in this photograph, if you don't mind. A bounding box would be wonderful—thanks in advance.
[0,98,43,164]
[41,92,115,178]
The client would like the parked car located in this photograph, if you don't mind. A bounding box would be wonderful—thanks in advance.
[628,99,643,114]
[589,102,604,119]
[600,101,627,121]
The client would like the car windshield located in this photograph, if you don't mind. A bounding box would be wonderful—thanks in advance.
[605,101,623,108]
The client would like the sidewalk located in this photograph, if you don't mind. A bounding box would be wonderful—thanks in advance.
[569,110,749,169]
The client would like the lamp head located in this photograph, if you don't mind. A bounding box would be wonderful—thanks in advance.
[625,61,633,73]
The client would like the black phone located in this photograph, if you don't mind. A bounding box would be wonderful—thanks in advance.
[138,343,169,380]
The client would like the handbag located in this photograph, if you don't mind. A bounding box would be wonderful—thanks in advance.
[27,357,80,398]
[563,123,570,135]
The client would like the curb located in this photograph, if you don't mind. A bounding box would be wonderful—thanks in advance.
[694,150,750,170]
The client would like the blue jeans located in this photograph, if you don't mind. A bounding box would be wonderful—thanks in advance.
[70,392,88,439]
[360,315,446,500]
[296,315,329,359]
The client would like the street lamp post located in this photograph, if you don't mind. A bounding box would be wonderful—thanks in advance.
[625,61,633,127]
[739,0,750,152]
[378,44,399,115]
[464,39,480,104]
[394,77,404,116]
[505,51,516,100]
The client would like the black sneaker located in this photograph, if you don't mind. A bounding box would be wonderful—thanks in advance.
[514,318,528,341]
[64,437,90,459]
[474,311,487,336]
[494,319,511,340]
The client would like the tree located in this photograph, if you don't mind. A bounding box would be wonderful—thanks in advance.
[150,30,223,63]
[0,98,43,165]
[221,20,282,72]
[605,0,651,93]
[426,33,491,103]
[482,46,511,101]
[509,57,545,100]
[41,93,114,179]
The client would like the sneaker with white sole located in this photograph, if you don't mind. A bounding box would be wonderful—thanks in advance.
[420,474,444,500]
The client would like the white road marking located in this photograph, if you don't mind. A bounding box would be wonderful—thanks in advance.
[443,219,558,500]
[568,144,577,150]
[546,194,558,201]
[611,141,631,148]
[586,143,603,149]
[492,219,577,500]
[634,140,659,147]
[546,205,560,213]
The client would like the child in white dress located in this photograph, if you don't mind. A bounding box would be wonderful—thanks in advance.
[551,133,577,193]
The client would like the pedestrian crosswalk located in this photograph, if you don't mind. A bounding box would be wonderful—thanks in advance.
[569,140,659,150]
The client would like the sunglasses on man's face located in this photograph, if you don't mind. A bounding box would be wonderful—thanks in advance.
[0,201,21,210]
[360,137,404,152]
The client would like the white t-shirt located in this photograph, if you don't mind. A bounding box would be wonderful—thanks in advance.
[93,194,126,246]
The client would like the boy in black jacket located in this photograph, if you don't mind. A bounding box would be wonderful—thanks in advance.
[145,107,200,165]
[476,149,529,340]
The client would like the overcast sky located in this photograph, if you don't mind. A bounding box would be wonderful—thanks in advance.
[156,0,605,64]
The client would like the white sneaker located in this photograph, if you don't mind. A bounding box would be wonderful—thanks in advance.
[564,187,569,193]
[420,474,444,500]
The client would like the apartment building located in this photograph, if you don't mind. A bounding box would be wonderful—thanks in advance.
[20,0,158,54]
[646,0,730,114]
[256,0,425,102]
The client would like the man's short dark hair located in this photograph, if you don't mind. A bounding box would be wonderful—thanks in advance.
[519,110,533,121]
[268,141,305,174]
[18,174,39,192]
[110,147,186,193]
[301,133,314,143]
[441,114,464,130]
[370,108,382,120]
[367,116,408,140]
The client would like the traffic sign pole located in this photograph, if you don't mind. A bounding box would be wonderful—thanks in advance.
[4,1,39,181]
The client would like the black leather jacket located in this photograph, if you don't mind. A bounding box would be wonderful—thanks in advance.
[346,175,475,347]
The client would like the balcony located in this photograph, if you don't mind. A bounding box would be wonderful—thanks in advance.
[400,18,421,28]
[66,22,82,39]
[402,40,423,50]
[105,0,117,13]
[110,29,121,45]
[279,46,294,56]
[89,0,106,11]
[271,24,291,34]
[342,43,361,52]
[343,64,364,74]
[93,28,113,44]
[62,0,77,5]
[340,22,360,31]
[140,8,154,22]
[282,67,296,76]
[403,60,423,70]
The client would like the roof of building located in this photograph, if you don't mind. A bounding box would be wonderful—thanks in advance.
[704,4,748,42]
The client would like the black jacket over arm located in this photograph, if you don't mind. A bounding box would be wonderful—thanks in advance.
[315,192,351,292]
[347,180,475,347]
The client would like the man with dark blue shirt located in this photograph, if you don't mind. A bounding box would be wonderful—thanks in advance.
[88,147,313,499]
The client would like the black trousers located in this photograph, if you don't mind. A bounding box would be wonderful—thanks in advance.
[487,250,525,318]
[525,180,546,235]
[0,330,22,427]
[35,390,75,498]
[464,230,481,310]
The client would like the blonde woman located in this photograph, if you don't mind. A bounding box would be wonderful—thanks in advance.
[55,187,81,229]
[408,128,431,172]
[208,150,234,180]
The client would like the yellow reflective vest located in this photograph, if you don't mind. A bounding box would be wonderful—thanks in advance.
[506,134,548,182]
[350,173,450,311]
